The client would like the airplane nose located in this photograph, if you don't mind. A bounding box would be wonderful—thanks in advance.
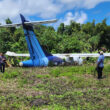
[19,62,23,66]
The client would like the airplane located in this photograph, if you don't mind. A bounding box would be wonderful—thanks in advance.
[1,14,110,66]
[5,51,110,64]
[6,51,110,58]
[0,14,63,67]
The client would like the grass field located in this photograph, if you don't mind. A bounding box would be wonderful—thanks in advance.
[0,64,110,110]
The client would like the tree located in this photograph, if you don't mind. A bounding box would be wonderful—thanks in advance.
[5,18,16,33]
[81,21,95,36]
[57,23,65,34]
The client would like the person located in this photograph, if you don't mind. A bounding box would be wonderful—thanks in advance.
[96,51,104,79]
[0,53,2,72]
[0,53,6,73]
[78,57,83,65]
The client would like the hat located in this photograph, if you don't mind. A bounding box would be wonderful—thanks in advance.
[100,51,103,54]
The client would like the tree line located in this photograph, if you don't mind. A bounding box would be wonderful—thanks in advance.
[0,18,110,54]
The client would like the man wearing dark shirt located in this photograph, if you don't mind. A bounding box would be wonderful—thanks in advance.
[0,54,2,72]
[0,53,6,73]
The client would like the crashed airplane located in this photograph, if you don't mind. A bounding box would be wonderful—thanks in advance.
[0,14,63,67]
[1,14,110,67]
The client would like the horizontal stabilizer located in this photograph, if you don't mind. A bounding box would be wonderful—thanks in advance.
[0,19,57,27]
[0,23,22,27]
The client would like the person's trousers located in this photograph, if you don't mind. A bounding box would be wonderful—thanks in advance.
[1,63,5,73]
[97,67,103,79]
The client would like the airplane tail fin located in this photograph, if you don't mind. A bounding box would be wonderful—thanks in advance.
[20,14,29,22]
[20,14,48,66]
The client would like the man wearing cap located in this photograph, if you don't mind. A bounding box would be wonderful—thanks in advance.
[96,51,104,79]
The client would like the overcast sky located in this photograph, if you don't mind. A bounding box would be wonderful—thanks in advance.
[0,0,110,28]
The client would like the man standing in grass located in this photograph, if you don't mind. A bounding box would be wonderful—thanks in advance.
[96,51,105,79]
[0,53,6,73]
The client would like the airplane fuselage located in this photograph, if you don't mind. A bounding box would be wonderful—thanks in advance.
[19,55,63,67]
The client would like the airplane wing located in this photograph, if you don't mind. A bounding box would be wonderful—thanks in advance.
[53,53,110,59]
[0,19,58,28]
[5,51,110,58]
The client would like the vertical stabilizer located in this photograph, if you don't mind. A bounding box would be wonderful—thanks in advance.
[20,14,48,66]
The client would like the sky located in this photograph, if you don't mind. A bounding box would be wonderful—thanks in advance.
[0,0,110,29]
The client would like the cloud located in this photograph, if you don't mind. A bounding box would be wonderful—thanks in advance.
[0,0,19,18]
[83,0,110,9]
[58,0,110,9]
[51,11,87,30]
[0,0,110,24]
[0,0,61,24]
[63,11,87,25]
[0,0,60,17]
[20,0,61,18]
